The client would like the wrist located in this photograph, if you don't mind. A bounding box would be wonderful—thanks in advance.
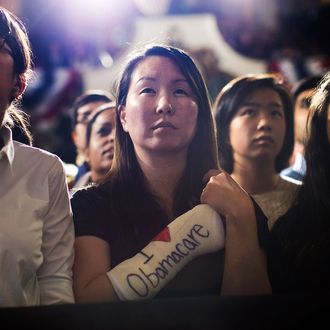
[225,199,258,238]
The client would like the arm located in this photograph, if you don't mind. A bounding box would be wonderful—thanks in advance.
[73,236,119,303]
[201,171,272,295]
[38,158,75,304]
[73,204,225,302]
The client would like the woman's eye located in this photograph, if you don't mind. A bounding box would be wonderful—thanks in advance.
[242,109,255,116]
[271,110,284,117]
[140,87,155,94]
[174,88,188,95]
[97,127,111,137]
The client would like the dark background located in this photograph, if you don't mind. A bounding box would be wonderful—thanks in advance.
[2,0,330,162]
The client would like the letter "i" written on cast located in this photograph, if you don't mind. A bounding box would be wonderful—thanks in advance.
[140,250,154,264]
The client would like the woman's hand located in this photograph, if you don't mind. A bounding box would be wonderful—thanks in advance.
[201,170,253,221]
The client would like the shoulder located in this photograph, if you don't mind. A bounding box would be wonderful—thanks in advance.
[71,182,111,214]
[11,142,67,187]
[71,184,99,206]
[71,182,113,240]
[278,176,302,197]
[13,141,64,171]
[253,176,300,203]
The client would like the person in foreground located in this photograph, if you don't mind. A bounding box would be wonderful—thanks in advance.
[268,72,330,293]
[0,7,74,306]
[71,44,271,303]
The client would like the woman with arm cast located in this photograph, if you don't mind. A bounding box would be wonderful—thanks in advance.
[71,44,271,302]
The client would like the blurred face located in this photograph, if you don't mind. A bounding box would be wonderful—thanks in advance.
[85,109,115,183]
[72,101,107,152]
[0,37,16,126]
[294,89,315,144]
[120,56,198,157]
[229,87,286,167]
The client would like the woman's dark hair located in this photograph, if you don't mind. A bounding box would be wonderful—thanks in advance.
[100,44,218,241]
[109,43,218,183]
[72,90,113,129]
[297,72,330,229]
[270,72,330,271]
[0,7,33,144]
[292,75,323,101]
[214,73,294,173]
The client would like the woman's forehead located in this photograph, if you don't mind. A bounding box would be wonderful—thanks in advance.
[131,56,184,80]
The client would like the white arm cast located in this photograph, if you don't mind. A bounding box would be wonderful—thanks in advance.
[107,204,224,300]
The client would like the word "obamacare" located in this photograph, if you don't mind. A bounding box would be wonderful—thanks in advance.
[126,224,209,297]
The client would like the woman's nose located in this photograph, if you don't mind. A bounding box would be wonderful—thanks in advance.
[106,129,115,143]
[257,114,272,131]
[156,95,175,115]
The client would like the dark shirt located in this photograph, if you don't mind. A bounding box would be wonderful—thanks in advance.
[71,182,268,298]
[268,205,330,293]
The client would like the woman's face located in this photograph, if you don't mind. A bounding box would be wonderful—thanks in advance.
[229,87,286,167]
[86,110,116,182]
[119,55,199,157]
[0,37,16,126]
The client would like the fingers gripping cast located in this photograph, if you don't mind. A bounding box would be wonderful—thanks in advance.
[108,204,224,300]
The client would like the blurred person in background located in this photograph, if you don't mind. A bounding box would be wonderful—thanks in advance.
[214,73,300,230]
[72,102,116,190]
[70,89,113,186]
[281,75,323,181]
[190,47,233,103]
[0,6,74,306]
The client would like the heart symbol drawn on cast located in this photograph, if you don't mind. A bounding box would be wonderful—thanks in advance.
[152,227,171,242]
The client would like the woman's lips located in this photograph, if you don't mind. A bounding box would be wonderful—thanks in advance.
[152,122,177,130]
[253,136,274,144]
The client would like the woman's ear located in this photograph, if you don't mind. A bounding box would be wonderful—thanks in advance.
[119,105,128,132]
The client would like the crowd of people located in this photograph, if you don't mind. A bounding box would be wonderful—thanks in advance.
[1,6,330,309]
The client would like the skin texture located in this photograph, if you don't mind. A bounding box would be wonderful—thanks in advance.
[229,87,286,168]
[119,56,198,158]
[85,109,116,183]
[228,87,286,195]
